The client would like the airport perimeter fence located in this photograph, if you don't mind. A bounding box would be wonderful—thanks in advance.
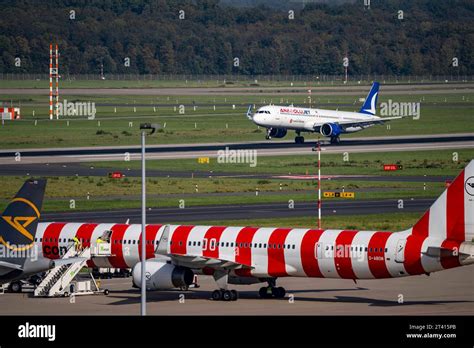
[0,73,473,84]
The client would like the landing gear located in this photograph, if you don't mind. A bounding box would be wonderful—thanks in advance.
[211,289,238,302]
[258,286,286,299]
[330,136,341,144]
[265,128,272,140]
[258,279,286,299]
[9,281,22,293]
[211,270,238,301]
[295,136,305,144]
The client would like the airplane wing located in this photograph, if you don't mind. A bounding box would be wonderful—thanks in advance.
[246,105,253,120]
[167,254,252,271]
[423,246,469,258]
[312,115,408,130]
[0,260,23,271]
[155,228,253,271]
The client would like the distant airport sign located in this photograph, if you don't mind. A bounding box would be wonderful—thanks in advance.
[383,164,403,171]
[324,191,355,198]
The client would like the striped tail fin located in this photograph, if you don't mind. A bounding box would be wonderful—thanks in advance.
[401,160,474,273]
[411,160,473,243]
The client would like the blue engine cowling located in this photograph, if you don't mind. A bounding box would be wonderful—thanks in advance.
[320,123,342,137]
[269,128,287,138]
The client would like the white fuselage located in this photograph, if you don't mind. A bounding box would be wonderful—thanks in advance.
[252,105,380,133]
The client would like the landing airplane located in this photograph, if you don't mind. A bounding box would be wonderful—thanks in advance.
[2,161,473,300]
[247,82,406,144]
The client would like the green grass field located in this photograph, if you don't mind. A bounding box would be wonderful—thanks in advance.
[89,149,474,176]
[0,149,468,213]
[0,175,444,213]
[0,92,472,149]
[188,212,421,232]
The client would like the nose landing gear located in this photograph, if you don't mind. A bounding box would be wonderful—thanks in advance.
[265,128,272,140]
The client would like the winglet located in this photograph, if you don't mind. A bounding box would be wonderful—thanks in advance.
[246,105,253,120]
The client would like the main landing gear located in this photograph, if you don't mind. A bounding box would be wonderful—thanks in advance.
[258,279,286,299]
[211,270,238,301]
[211,289,238,301]
[330,136,341,144]
[294,131,305,144]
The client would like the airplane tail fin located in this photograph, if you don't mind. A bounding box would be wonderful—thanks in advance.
[410,160,473,243]
[0,179,47,255]
[359,82,380,115]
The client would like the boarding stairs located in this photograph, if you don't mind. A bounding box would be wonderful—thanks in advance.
[34,229,114,297]
[34,245,91,297]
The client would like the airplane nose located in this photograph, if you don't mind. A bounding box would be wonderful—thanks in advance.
[253,114,263,124]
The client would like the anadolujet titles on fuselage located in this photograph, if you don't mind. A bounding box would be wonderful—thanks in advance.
[247,82,406,144]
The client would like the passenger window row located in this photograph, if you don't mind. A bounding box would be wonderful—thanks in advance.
[183,240,297,250]
[34,237,160,245]
[325,245,388,253]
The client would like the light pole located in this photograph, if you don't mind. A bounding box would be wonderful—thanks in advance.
[312,139,322,230]
[139,123,160,316]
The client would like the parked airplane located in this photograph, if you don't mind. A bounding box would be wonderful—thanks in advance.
[247,82,406,144]
[4,161,472,300]
[0,179,85,291]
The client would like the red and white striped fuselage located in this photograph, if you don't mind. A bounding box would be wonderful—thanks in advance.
[33,223,471,281]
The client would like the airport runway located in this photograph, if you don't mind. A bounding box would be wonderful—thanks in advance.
[41,198,433,224]
[1,265,472,315]
[0,133,473,164]
[1,82,473,96]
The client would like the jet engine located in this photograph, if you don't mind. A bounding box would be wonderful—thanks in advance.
[320,123,342,137]
[268,128,287,138]
[132,261,194,290]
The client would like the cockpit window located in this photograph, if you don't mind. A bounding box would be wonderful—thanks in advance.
[257,110,271,114]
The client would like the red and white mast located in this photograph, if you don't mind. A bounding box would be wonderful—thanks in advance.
[317,139,322,230]
[55,44,59,119]
[49,44,53,120]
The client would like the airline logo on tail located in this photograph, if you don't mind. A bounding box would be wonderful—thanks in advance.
[359,82,380,115]
[465,176,474,196]
[0,198,41,251]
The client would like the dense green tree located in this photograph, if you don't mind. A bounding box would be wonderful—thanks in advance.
[0,0,471,75]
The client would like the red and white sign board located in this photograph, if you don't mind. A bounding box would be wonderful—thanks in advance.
[383,164,403,171]
[0,108,21,120]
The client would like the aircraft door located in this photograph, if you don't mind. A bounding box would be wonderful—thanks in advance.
[315,242,324,259]
[395,239,406,263]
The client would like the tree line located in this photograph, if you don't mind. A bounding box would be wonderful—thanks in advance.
[0,0,472,76]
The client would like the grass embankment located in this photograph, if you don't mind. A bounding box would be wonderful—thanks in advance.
[0,92,472,148]
[184,213,422,232]
[88,149,474,176]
